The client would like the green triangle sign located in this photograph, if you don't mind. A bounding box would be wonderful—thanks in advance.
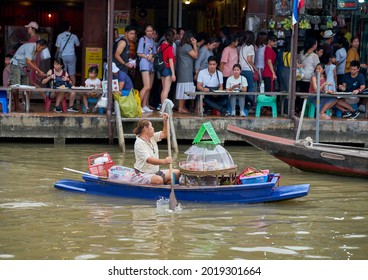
[193,122,221,144]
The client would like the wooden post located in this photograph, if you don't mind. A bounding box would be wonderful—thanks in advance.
[114,100,125,152]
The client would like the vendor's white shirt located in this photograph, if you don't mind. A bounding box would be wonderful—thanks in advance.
[197,69,223,88]
[134,132,161,173]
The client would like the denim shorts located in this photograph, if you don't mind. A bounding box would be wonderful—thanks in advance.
[160,67,172,77]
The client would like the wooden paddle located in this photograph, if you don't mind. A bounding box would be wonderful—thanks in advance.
[166,115,178,210]
[63,167,106,179]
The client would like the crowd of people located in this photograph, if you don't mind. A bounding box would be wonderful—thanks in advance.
[110,25,367,119]
[1,22,367,119]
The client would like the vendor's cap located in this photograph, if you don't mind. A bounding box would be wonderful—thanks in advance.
[25,21,39,30]
[323,30,335,39]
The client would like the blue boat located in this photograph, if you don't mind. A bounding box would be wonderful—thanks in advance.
[54,173,310,204]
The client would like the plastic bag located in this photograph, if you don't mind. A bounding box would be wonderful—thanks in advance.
[96,97,107,108]
[296,67,305,81]
[113,89,142,118]
[108,165,135,182]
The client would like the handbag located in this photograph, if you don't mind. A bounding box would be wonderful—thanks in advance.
[253,70,260,82]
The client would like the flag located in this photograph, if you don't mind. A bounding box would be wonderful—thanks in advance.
[292,0,305,26]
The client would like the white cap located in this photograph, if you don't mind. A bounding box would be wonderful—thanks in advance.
[112,62,120,73]
[25,21,39,30]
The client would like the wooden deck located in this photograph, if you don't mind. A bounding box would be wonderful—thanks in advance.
[1,101,368,147]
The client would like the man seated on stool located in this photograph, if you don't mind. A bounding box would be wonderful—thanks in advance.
[196,56,230,116]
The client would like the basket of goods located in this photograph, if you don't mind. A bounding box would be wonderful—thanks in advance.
[179,143,237,186]
[238,167,269,184]
[88,152,114,177]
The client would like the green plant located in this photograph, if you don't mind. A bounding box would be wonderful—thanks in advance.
[281,16,292,30]
[299,19,311,29]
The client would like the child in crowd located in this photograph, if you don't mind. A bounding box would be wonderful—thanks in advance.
[42,57,77,113]
[308,63,338,120]
[226,64,248,117]
[82,66,102,113]
[325,54,337,92]
[2,54,12,87]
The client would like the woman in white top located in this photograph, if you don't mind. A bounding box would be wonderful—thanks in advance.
[226,64,248,117]
[254,32,267,81]
[335,36,349,85]
[239,30,257,93]
[298,37,320,92]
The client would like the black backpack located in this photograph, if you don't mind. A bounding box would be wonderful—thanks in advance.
[153,44,170,72]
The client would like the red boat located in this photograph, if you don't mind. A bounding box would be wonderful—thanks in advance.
[227,125,368,178]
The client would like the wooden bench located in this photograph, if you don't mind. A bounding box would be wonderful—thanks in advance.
[185,91,289,117]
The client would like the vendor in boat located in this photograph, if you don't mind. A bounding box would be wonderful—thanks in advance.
[132,113,180,185]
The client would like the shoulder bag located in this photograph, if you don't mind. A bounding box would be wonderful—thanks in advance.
[242,45,259,82]
[55,32,72,59]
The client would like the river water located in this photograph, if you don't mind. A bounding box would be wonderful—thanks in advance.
[0,142,367,260]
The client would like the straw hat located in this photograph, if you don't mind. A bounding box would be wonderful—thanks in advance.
[323,30,335,39]
[25,21,39,30]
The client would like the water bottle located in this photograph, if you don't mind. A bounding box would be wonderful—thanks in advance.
[260,81,265,93]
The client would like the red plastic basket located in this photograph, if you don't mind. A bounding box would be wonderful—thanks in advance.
[88,153,114,177]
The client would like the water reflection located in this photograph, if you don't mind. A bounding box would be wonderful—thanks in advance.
[0,142,367,260]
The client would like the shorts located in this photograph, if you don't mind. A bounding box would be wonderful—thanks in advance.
[160,67,172,77]
[61,55,77,76]
[10,64,28,85]
[345,96,359,105]
[131,170,167,185]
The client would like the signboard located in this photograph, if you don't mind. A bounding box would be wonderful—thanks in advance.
[85,47,103,79]
[337,0,358,10]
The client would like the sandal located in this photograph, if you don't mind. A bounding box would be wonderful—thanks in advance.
[320,113,331,120]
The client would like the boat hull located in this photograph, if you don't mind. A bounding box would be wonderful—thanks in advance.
[227,125,368,178]
[54,174,309,204]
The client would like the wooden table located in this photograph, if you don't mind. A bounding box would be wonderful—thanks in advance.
[185,91,289,117]
[7,86,102,113]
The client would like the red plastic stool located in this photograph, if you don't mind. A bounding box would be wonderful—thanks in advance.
[44,96,67,112]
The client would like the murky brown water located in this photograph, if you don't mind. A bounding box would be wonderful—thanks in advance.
[0,142,367,260]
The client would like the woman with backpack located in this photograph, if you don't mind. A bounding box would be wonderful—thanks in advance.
[137,24,157,113]
[157,29,176,113]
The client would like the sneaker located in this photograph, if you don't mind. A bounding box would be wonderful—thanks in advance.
[156,104,162,110]
[143,106,153,113]
[240,111,246,117]
[350,111,360,119]
[342,111,352,118]
[358,104,366,113]
[54,106,62,113]
[67,106,79,113]
[230,111,236,116]
[82,107,90,114]
[223,111,231,117]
